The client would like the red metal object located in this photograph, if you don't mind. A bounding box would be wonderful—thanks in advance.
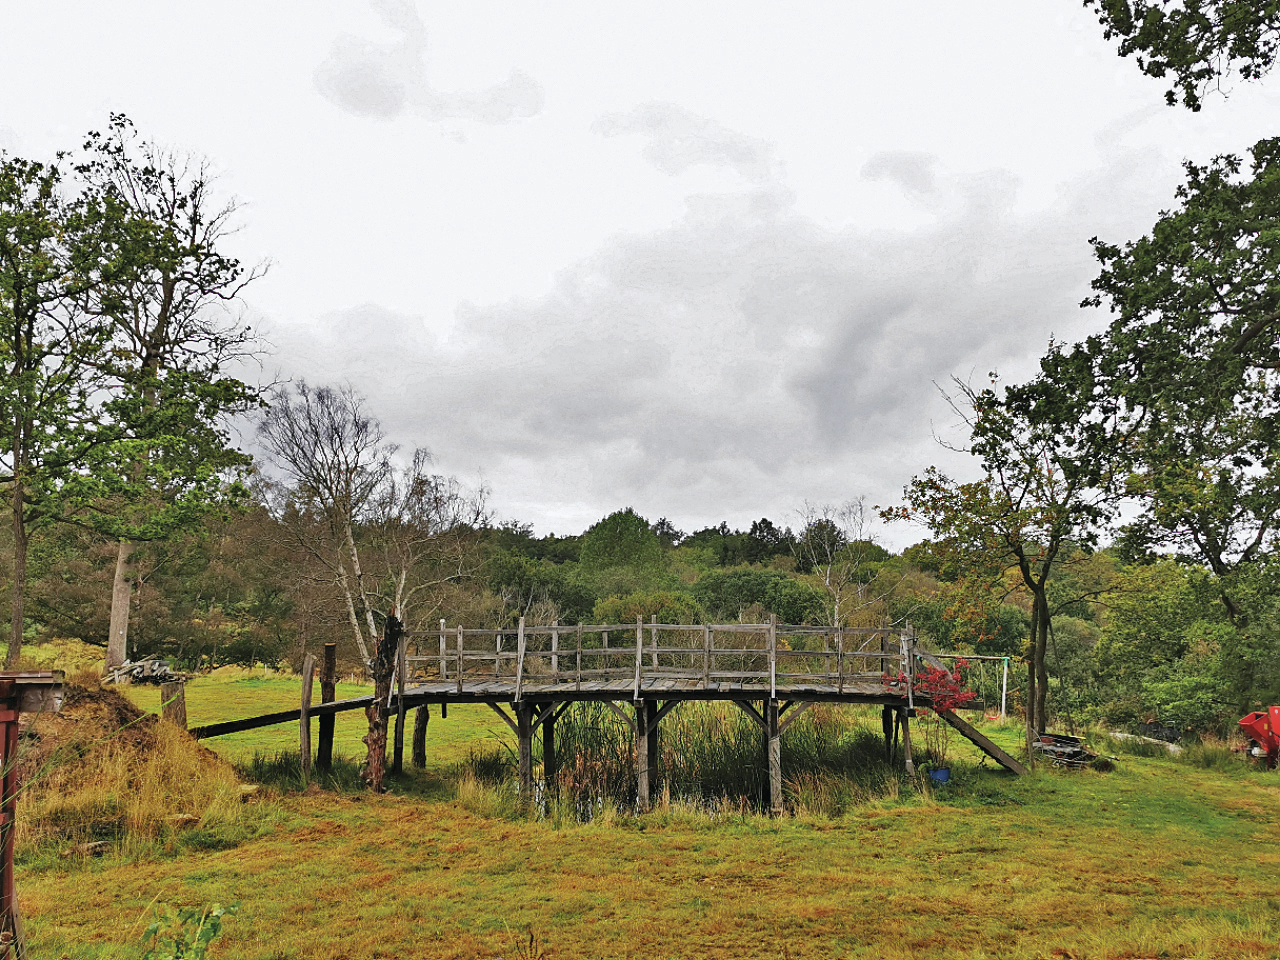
[1239,709,1280,768]
[0,672,64,959]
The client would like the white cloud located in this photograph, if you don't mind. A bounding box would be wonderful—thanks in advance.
[313,0,543,124]
[592,101,781,184]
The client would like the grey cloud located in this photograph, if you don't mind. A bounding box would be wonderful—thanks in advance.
[268,150,1170,541]
[861,150,939,197]
[593,102,781,183]
[314,1,543,123]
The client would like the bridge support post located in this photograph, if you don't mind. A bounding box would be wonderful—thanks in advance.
[516,703,534,799]
[899,707,916,776]
[541,702,557,794]
[635,700,651,810]
[767,699,782,816]
[882,704,895,763]
[646,700,659,802]
[412,704,429,769]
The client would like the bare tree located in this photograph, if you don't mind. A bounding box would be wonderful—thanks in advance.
[794,498,894,627]
[258,382,391,664]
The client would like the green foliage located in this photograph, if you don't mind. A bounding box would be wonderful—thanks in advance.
[141,902,238,960]
[485,551,597,624]
[591,590,703,625]
[579,508,666,573]
[1084,0,1280,109]
[692,568,825,624]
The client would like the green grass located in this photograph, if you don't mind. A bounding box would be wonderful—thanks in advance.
[118,672,511,769]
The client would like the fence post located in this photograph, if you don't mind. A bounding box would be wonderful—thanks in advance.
[317,642,336,772]
[160,680,187,730]
[299,653,316,780]
[439,618,447,680]
[393,626,407,775]
[515,617,527,702]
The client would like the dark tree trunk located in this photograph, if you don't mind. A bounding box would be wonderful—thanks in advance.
[363,615,400,792]
[5,479,26,670]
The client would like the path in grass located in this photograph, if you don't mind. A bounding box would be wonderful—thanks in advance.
[119,672,512,767]
[22,744,1280,959]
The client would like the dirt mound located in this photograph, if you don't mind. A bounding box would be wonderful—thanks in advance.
[17,680,227,784]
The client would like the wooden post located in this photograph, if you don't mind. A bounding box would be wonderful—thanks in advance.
[1001,656,1009,719]
[412,704,429,769]
[702,625,711,687]
[767,699,782,816]
[760,699,771,811]
[551,621,559,677]
[882,704,895,762]
[516,702,534,800]
[317,642,336,772]
[633,617,643,699]
[836,628,845,694]
[899,707,916,776]
[542,702,557,795]
[393,627,407,775]
[646,699,659,802]
[575,623,582,690]
[456,626,464,695]
[160,680,187,730]
[439,619,447,680]
[514,616,527,701]
[650,615,659,670]
[635,700,651,811]
[299,653,316,780]
[768,616,777,700]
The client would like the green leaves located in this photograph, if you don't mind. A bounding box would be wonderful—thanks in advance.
[1084,1,1280,110]
[140,902,238,960]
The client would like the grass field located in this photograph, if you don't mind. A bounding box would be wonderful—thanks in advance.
[118,671,516,768]
[19,673,1280,959]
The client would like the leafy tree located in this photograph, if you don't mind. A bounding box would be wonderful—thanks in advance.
[579,508,666,572]
[1,146,131,666]
[1083,1,1280,109]
[1028,139,1280,623]
[77,116,266,671]
[886,380,1115,735]
[692,568,826,624]
[592,590,703,625]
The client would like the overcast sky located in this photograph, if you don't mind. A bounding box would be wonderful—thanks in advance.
[3,2,1277,547]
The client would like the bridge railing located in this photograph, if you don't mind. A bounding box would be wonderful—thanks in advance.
[403,619,915,699]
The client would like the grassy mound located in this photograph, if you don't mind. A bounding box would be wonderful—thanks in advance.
[15,678,274,863]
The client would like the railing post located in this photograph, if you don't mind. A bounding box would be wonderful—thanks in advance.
[438,618,447,680]
[768,616,777,700]
[703,625,711,687]
[551,620,559,677]
[575,623,583,690]
[515,616,527,702]
[456,626,464,694]
[633,617,644,700]
[836,627,845,694]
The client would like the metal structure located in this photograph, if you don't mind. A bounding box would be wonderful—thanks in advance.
[1,671,65,960]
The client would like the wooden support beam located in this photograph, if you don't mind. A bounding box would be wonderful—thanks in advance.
[542,702,558,794]
[652,699,682,725]
[882,704,895,763]
[936,708,1028,775]
[645,700,659,804]
[299,653,316,780]
[393,628,407,775]
[777,700,812,735]
[767,699,782,816]
[731,699,766,731]
[412,704,429,769]
[635,700,651,811]
[516,703,534,799]
[604,700,636,734]
[899,707,916,776]
[317,642,336,772]
[487,702,518,735]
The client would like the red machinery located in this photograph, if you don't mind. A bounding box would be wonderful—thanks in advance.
[1238,706,1280,768]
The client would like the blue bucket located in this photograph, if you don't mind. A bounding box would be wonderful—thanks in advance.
[928,767,951,784]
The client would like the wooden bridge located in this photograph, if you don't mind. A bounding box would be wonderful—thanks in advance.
[192,619,1026,812]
